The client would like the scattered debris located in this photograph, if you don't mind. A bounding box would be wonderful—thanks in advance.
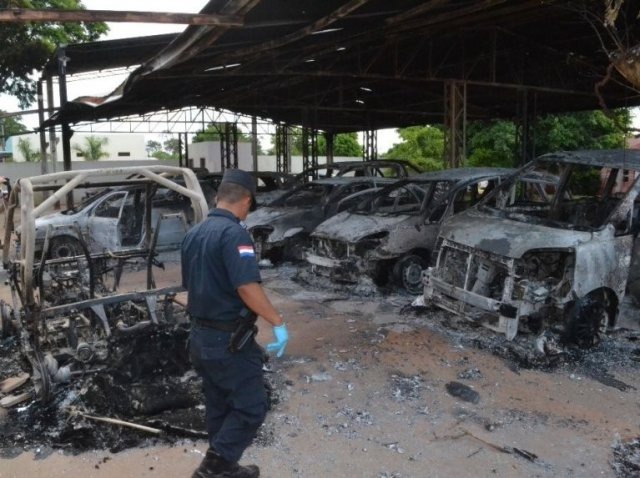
[457,368,482,380]
[445,382,480,404]
[68,409,163,435]
[0,372,30,394]
[390,373,423,401]
[459,428,538,463]
[0,392,31,408]
[611,437,640,477]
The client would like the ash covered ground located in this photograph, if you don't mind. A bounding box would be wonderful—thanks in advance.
[0,262,639,477]
[0,322,285,457]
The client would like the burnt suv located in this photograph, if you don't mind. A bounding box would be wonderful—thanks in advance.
[423,150,640,347]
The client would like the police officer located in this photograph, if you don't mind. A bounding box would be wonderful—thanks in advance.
[182,169,288,478]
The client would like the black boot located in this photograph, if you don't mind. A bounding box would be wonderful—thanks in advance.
[192,449,260,478]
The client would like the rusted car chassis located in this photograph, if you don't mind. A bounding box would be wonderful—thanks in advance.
[0,166,208,401]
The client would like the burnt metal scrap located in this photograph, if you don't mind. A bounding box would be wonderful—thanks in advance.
[0,166,208,403]
[424,149,640,347]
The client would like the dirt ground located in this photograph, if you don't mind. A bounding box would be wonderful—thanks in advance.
[0,255,639,477]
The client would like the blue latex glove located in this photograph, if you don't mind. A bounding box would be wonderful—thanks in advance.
[266,323,288,357]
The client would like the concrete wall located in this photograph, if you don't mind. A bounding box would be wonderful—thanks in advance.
[187,140,361,173]
[187,141,253,172]
[6,133,147,162]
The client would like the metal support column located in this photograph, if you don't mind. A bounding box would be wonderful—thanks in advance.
[220,122,238,170]
[251,115,258,172]
[515,89,536,166]
[46,76,57,172]
[275,125,290,173]
[325,132,334,165]
[57,48,73,207]
[301,128,319,181]
[443,81,467,168]
[36,80,48,175]
[178,134,183,167]
[363,130,377,161]
[184,132,190,168]
[57,48,72,174]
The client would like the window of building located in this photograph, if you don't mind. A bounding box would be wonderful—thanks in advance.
[118,152,131,157]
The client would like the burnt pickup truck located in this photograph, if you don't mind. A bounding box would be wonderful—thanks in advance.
[423,150,640,347]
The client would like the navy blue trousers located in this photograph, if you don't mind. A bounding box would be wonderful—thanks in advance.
[189,325,268,463]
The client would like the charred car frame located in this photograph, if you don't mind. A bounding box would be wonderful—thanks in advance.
[423,150,640,347]
[246,177,394,262]
[306,168,526,294]
[0,166,208,401]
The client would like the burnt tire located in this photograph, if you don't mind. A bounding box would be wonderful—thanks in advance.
[393,254,428,295]
[562,294,610,348]
[47,236,82,259]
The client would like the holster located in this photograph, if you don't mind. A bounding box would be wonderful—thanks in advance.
[228,308,258,353]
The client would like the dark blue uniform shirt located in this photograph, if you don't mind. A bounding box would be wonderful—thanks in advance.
[181,208,261,322]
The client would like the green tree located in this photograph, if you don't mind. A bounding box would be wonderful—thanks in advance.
[193,123,252,141]
[163,138,182,157]
[318,132,361,157]
[17,137,40,162]
[466,120,517,167]
[268,129,360,157]
[0,1,108,107]
[385,110,630,172]
[72,135,108,161]
[1,112,27,141]
[382,125,445,171]
[534,109,629,154]
[145,140,162,156]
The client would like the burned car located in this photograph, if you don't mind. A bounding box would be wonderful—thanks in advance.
[423,149,640,347]
[250,170,297,206]
[246,177,394,262]
[31,176,215,259]
[306,168,523,294]
[0,166,208,401]
[295,159,421,183]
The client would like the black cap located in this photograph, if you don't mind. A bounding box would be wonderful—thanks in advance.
[221,169,257,210]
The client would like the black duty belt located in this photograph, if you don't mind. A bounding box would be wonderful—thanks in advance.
[192,317,238,332]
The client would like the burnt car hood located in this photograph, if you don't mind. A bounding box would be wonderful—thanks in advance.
[440,209,593,258]
[312,211,410,242]
[245,207,319,241]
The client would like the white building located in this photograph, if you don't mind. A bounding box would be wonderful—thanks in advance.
[6,133,147,162]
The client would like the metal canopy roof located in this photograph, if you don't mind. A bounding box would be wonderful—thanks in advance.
[47,0,640,132]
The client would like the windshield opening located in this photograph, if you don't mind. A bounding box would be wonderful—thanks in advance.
[480,161,636,231]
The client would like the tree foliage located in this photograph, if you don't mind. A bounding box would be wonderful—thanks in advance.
[72,135,108,161]
[382,126,445,171]
[1,112,27,141]
[387,109,631,171]
[17,137,40,162]
[0,0,108,107]
[193,123,252,142]
[269,128,361,157]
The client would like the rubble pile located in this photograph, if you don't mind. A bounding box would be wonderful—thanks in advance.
[0,325,203,453]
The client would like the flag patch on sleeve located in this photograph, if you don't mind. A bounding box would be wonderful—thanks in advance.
[237,245,255,257]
